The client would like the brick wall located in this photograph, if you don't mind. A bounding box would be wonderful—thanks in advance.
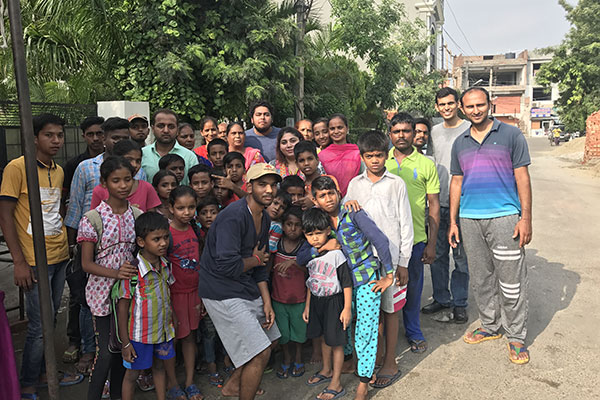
[495,96,521,114]
[584,110,600,163]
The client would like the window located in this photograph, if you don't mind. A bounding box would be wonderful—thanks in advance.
[533,87,551,101]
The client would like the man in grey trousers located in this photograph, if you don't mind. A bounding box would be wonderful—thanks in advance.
[448,87,532,365]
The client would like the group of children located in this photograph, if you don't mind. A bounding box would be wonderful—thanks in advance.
[70,111,416,400]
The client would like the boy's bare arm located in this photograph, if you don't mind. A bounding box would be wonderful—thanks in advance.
[423,192,440,264]
[340,286,352,330]
[117,298,136,363]
[0,200,35,290]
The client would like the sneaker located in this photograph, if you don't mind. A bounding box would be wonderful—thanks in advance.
[453,306,468,324]
[421,300,451,314]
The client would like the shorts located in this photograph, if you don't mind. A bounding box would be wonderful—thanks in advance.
[306,292,347,347]
[272,301,307,345]
[123,340,175,370]
[381,274,407,314]
[172,291,201,339]
[202,297,281,368]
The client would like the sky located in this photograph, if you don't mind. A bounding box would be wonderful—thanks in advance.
[442,0,576,57]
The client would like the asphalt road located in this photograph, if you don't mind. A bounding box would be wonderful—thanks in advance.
[4,137,599,399]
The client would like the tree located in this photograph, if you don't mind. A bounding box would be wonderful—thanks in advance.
[329,0,443,126]
[0,0,122,103]
[537,0,600,132]
[115,0,299,124]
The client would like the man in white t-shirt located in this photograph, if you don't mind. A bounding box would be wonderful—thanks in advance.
[423,87,471,323]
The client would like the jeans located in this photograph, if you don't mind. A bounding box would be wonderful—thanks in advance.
[20,260,67,388]
[199,315,217,364]
[430,207,469,308]
[66,293,95,354]
[403,242,426,341]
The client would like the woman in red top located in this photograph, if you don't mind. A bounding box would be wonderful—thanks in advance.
[193,117,219,159]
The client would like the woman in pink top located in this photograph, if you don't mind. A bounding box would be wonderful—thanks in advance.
[318,113,361,196]
[90,140,161,212]
[226,121,265,170]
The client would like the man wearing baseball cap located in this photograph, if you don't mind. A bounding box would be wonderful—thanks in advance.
[198,163,282,399]
[128,114,149,147]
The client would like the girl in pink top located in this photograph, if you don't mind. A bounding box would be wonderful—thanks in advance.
[78,156,139,400]
[90,140,161,212]
[318,113,361,196]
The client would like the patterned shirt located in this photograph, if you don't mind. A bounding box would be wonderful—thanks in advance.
[77,200,137,316]
[65,153,146,229]
[297,205,394,287]
[117,253,176,344]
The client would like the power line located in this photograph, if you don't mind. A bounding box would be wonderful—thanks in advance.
[443,27,468,55]
[445,0,477,55]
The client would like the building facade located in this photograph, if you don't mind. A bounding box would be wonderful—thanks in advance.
[453,50,559,136]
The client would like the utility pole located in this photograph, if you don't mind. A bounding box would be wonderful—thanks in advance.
[7,0,60,399]
[295,0,307,123]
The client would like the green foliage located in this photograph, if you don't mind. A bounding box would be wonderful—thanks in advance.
[329,0,442,125]
[0,0,122,103]
[115,0,299,124]
[537,0,600,132]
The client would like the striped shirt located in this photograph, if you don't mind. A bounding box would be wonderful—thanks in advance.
[298,205,394,287]
[117,253,176,344]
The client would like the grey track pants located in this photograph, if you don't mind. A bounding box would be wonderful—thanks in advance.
[460,214,528,344]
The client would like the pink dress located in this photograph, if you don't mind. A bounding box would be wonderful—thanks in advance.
[77,201,137,317]
[318,143,361,196]
[89,180,161,212]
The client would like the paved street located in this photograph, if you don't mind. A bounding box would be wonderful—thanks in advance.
[3,137,599,400]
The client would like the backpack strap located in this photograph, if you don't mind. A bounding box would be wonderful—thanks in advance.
[84,209,104,254]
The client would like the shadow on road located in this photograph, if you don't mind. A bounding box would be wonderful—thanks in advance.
[525,248,579,346]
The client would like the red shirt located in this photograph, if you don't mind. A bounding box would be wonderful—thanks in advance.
[271,239,306,304]
[168,225,200,294]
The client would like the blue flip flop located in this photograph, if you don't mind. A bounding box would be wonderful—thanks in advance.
[306,373,332,386]
[316,388,346,400]
[21,394,39,400]
[37,371,84,388]
[291,362,305,377]
[369,369,402,389]
[184,384,203,400]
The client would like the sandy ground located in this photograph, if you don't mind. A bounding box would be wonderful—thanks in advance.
[2,137,599,399]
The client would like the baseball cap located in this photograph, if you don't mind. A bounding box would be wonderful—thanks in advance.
[127,114,148,123]
[246,163,282,183]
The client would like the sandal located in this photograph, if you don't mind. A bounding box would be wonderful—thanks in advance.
[167,385,187,400]
[409,339,428,354]
[208,372,224,387]
[136,372,155,392]
[102,380,110,399]
[37,371,84,387]
[306,373,332,386]
[62,346,80,363]
[370,370,402,389]
[463,328,502,344]
[223,365,235,376]
[507,343,530,365]
[184,383,204,400]
[276,363,291,379]
[75,352,95,375]
[316,388,346,400]
[291,362,305,377]
[21,393,39,400]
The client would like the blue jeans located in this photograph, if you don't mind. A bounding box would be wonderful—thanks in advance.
[79,306,95,354]
[20,260,67,388]
[403,242,426,341]
[430,207,469,308]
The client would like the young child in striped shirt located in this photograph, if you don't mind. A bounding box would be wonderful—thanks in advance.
[117,212,177,400]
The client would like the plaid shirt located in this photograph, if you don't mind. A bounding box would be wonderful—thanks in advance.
[299,205,394,287]
[65,153,147,229]
[117,253,176,344]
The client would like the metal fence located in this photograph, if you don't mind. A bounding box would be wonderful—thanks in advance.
[0,101,97,168]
